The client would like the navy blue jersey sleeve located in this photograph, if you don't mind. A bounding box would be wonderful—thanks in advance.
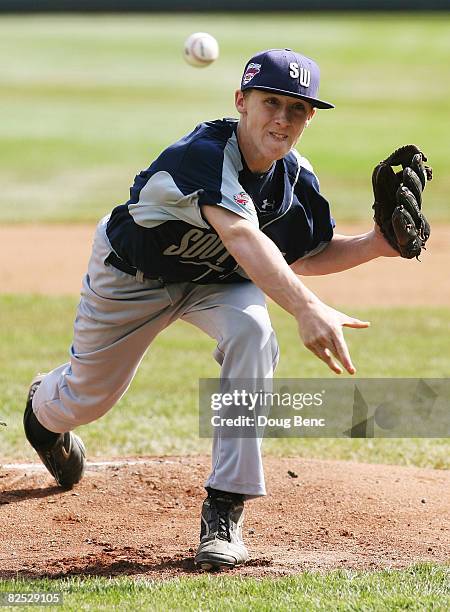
[127,121,258,231]
[158,125,223,205]
[171,127,258,226]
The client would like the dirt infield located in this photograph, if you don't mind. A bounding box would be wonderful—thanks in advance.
[0,224,449,305]
[1,456,448,579]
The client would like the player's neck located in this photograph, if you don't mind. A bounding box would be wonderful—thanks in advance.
[236,123,274,175]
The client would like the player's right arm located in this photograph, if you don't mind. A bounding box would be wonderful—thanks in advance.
[202,204,369,375]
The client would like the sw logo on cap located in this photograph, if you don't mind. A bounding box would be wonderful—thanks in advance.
[289,63,311,88]
[242,63,261,85]
[234,192,251,206]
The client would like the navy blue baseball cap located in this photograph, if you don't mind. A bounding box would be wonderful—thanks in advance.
[241,48,334,110]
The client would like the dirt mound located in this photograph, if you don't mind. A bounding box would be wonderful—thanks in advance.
[1,456,448,579]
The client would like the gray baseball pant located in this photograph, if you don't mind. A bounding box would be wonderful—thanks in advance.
[32,217,279,497]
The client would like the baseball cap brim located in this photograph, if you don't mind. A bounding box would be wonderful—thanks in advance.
[248,85,335,109]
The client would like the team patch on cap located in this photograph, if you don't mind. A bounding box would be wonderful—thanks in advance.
[242,63,261,85]
[234,192,251,206]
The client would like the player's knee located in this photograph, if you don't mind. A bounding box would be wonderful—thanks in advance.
[59,386,122,428]
[226,309,276,352]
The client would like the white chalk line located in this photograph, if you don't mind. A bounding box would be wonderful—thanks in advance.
[2,459,178,471]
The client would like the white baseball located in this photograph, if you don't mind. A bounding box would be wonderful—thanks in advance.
[183,32,219,68]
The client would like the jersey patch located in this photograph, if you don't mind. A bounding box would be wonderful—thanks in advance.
[233,192,251,206]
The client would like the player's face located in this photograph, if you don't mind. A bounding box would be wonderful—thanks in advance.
[235,89,316,173]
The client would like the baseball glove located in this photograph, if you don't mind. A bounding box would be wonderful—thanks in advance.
[372,144,432,259]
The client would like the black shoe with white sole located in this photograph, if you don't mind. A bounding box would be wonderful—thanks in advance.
[23,375,86,490]
[194,488,249,570]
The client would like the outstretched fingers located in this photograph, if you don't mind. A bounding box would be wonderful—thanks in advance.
[336,314,370,373]
[307,335,350,375]
[305,341,342,375]
[342,316,371,329]
[299,305,371,375]
[321,315,370,375]
[330,333,355,375]
[322,347,343,375]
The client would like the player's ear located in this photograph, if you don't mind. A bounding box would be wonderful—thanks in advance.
[235,90,247,115]
[305,107,316,127]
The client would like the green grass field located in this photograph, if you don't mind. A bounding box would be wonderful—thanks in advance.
[1,296,449,464]
[0,13,449,223]
[1,12,449,611]
[1,565,449,611]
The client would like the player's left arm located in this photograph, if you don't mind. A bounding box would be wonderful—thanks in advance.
[291,227,398,277]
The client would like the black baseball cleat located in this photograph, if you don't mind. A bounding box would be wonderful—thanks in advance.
[194,488,249,570]
[23,374,86,490]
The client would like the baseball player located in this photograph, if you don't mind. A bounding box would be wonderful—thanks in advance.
[23,48,427,571]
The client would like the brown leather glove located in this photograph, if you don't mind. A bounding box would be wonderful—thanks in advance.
[372,145,432,259]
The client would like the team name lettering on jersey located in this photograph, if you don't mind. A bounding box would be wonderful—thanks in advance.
[289,63,311,88]
[163,228,231,272]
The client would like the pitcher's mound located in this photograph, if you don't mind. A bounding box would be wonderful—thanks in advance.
[1,456,448,579]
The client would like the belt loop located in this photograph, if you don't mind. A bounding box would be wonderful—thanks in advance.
[135,269,145,283]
